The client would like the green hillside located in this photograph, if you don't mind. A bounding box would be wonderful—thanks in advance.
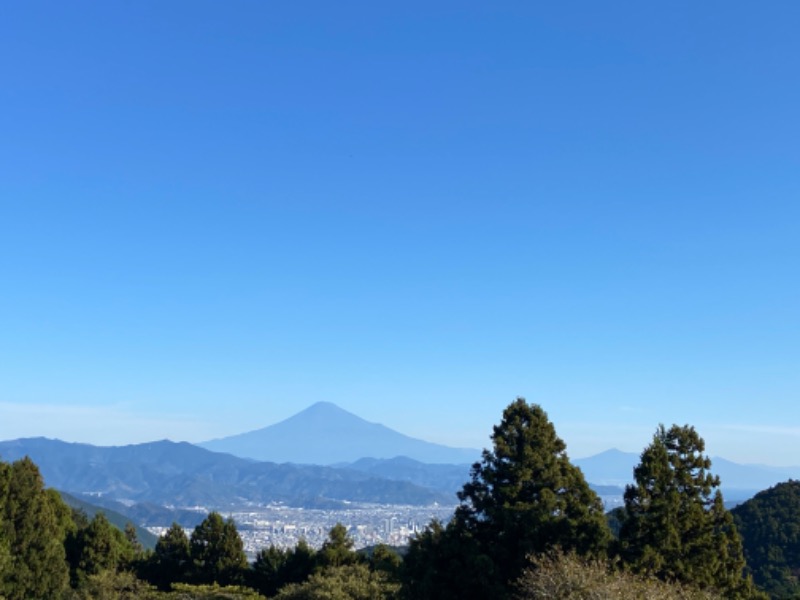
[58,490,158,550]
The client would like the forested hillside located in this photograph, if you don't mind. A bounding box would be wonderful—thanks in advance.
[732,481,800,598]
[1,399,792,599]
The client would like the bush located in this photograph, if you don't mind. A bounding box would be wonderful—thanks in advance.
[514,551,724,600]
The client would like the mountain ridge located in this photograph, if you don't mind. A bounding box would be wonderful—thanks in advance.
[0,437,453,515]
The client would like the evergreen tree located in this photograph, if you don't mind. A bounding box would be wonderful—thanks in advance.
[190,512,248,586]
[454,399,610,594]
[124,522,144,555]
[368,544,402,580]
[402,519,498,600]
[403,400,610,599]
[251,545,290,597]
[68,511,135,586]
[619,424,759,598]
[250,539,318,596]
[282,540,317,586]
[147,522,192,590]
[318,523,358,568]
[0,457,70,600]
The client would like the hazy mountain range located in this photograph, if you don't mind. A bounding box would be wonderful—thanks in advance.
[0,437,451,511]
[2,402,798,528]
[573,448,800,501]
[199,401,480,464]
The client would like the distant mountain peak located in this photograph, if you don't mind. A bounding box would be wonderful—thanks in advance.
[199,402,480,466]
[305,400,345,411]
[285,401,372,426]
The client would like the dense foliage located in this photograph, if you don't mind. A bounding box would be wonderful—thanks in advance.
[618,424,760,598]
[732,480,800,598]
[1,456,71,599]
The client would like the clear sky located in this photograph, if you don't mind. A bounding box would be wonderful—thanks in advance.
[1,2,798,465]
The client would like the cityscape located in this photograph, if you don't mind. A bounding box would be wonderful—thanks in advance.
[148,503,458,557]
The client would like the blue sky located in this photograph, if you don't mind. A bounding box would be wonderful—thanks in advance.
[1,2,798,465]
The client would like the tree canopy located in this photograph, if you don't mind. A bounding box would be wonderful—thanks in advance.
[190,512,249,586]
[0,457,70,600]
[619,424,759,598]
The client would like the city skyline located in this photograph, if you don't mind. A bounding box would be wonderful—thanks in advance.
[2,2,799,465]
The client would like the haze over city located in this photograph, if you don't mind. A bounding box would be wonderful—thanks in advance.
[1,2,798,465]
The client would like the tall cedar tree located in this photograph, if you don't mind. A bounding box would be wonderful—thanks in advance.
[0,457,70,600]
[405,399,610,599]
[147,522,192,589]
[190,512,248,586]
[619,424,760,598]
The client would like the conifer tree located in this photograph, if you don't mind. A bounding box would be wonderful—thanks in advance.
[456,399,610,589]
[190,512,248,586]
[251,545,290,597]
[124,522,144,555]
[405,399,610,599]
[283,539,317,586]
[0,457,70,600]
[68,511,134,585]
[369,544,402,579]
[619,424,759,598]
[148,522,192,589]
[402,519,499,600]
[318,523,358,568]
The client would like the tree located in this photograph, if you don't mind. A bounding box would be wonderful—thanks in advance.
[0,457,70,600]
[68,512,135,586]
[454,399,610,594]
[250,540,318,597]
[731,480,800,598]
[318,524,358,568]
[147,522,192,589]
[403,400,610,599]
[124,522,144,555]
[190,513,248,586]
[619,424,760,598]
[250,545,289,597]
[282,540,317,586]
[367,544,402,580]
[401,519,498,600]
